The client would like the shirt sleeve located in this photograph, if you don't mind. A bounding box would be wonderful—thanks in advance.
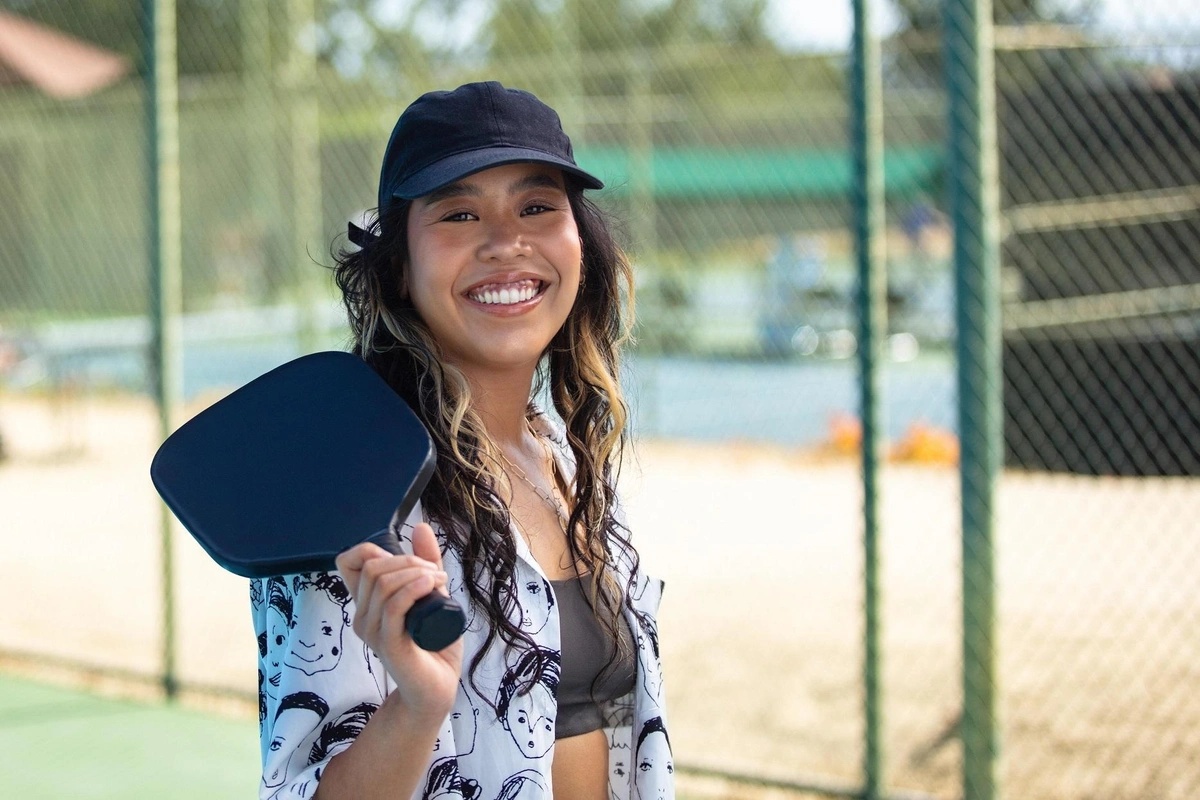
[251,572,391,799]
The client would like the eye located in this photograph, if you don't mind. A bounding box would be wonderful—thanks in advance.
[275,635,284,646]
[522,203,553,216]
[440,210,476,223]
[321,625,333,636]
[269,738,284,751]
[639,760,652,772]
[517,713,527,724]
[667,762,674,774]
[526,583,539,594]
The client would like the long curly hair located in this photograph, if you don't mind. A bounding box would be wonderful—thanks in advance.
[332,177,639,706]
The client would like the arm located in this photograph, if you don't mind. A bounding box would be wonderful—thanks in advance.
[313,690,444,798]
[251,523,462,800]
[316,522,463,800]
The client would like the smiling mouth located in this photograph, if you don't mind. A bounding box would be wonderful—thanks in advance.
[467,279,544,306]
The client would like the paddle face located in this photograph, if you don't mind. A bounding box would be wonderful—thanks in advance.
[150,351,436,578]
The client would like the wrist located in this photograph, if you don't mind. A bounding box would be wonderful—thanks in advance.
[380,683,453,730]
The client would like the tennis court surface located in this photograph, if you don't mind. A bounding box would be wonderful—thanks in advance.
[0,674,259,798]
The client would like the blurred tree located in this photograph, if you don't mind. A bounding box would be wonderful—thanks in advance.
[486,0,840,114]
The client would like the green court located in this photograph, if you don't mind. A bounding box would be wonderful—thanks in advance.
[0,675,260,799]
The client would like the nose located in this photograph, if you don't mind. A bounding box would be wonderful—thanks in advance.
[478,216,530,262]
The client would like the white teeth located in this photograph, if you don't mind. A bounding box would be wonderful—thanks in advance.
[471,281,539,305]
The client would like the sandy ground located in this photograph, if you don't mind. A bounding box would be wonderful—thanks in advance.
[1,392,1198,799]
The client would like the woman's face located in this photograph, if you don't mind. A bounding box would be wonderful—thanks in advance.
[404,162,582,377]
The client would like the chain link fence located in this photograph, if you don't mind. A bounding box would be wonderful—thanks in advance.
[0,2,1196,799]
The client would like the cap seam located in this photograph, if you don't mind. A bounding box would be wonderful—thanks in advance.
[485,83,507,146]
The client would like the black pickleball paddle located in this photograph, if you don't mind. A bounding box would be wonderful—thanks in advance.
[150,350,465,651]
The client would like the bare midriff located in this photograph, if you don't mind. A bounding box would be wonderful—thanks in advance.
[553,728,609,799]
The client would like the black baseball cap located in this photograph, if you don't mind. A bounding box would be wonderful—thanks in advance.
[377,81,602,214]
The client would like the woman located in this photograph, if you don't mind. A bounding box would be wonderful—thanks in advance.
[251,81,671,800]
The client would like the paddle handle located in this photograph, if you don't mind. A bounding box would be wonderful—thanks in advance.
[365,529,467,652]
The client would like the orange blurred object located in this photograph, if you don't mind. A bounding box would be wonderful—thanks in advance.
[890,421,960,465]
[827,412,862,455]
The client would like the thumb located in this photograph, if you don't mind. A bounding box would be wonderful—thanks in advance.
[411,522,443,569]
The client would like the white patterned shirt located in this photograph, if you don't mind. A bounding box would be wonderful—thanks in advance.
[251,421,672,799]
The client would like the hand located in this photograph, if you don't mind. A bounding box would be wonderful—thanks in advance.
[336,522,463,723]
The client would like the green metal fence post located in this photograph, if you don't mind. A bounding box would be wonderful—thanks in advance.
[144,0,182,700]
[851,0,887,797]
[288,0,323,352]
[944,0,1002,797]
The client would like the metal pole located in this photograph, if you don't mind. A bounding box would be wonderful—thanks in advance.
[944,0,1002,797]
[243,0,276,297]
[630,52,661,434]
[288,0,323,352]
[145,0,182,700]
[851,0,887,796]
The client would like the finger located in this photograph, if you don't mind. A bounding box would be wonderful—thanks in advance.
[373,564,447,600]
[363,567,440,641]
[382,571,440,626]
[410,523,443,570]
[335,541,391,585]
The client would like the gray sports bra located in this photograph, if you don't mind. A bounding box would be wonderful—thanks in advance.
[550,574,637,739]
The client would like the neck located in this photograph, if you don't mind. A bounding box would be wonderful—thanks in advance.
[459,362,540,448]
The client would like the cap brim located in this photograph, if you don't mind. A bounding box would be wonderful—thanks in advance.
[392,146,604,201]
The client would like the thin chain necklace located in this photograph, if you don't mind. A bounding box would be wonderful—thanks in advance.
[496,425,569,530]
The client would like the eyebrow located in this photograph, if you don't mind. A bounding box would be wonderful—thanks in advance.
[420,170,566,206]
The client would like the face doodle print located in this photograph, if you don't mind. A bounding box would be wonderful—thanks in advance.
[285,573,352,676]
[423,757,482,800]
[307,702,378,766]
[493,769,548,800]
[264,692,329,789]
[262,576,293,700]
[519,576,554,634]
[496,646,561,760]
[609,728,631,800]
[435,680,480,756]
[632,609,662,704]
[634,717,673,800]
